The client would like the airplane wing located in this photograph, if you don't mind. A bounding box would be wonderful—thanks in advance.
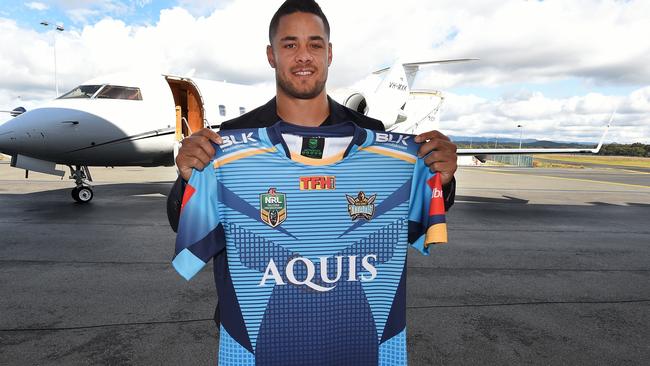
[458,116,612,156]
[372,58,480,75]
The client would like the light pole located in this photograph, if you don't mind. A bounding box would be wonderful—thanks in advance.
[40,21,64,97]
[517,124,524,166]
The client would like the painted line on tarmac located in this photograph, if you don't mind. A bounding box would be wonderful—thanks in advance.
[481,168,650,190]
[3,299,649,332]
[407,299,650,310]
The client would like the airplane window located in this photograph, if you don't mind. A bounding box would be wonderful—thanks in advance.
[95,86,143,100]
[58,85,102,99]
[239,107,246,115]
[219,105,226,116]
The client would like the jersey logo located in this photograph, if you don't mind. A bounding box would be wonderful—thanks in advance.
[376,132,409,146]
[299,176,336,190]
[260,188,287,227]
[346,192,376,221]
[221,132,257,148]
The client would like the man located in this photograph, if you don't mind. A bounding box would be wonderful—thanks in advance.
[170,0,457,364]
[167,0,458,230]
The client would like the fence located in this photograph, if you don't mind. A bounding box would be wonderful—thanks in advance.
[486,154,533,167]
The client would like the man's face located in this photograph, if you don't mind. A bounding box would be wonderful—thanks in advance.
[267,12,332,100]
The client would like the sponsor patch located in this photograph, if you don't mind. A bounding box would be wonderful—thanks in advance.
[260,188,287,227]
[346,191,376,221]
[299,176,336,190]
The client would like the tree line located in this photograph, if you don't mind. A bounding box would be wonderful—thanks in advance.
[454,142,650,157]
[598,143,650,157]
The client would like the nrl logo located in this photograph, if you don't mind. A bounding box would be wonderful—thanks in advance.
[346,191,377,221]
[260,188,287,227]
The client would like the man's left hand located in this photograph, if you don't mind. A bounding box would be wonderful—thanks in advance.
[415,130,457,186]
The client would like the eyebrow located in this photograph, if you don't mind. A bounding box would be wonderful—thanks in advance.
[279,35,326,42]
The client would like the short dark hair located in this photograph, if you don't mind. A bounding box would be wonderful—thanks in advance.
[268,0,330,44]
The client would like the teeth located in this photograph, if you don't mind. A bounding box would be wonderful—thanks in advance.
[295,71,313,76]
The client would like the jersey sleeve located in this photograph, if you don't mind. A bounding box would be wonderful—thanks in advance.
[172,163,226,280]
[407,158,448,255]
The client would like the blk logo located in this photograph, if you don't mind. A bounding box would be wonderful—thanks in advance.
[221,132,256,148]
[376,133,410,146]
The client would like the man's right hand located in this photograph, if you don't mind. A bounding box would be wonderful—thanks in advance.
[176,128,223,181]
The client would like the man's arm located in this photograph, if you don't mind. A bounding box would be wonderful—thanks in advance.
[415,130,458,211]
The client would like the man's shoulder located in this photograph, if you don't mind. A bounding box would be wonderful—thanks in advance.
[219,98,277,130]
[330,98,385,131]
[346,109,385,131]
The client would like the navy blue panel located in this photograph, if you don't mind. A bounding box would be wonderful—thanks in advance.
[213,250,254,353]
[218,181,297,239]
[187,223,226,263]
[408,220,423,244]
[380,261,407,344]
[339,179,412,238]
[429,214,447,225]
[256,281,378,366]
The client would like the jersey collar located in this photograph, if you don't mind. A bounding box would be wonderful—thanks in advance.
[266,120,368,165]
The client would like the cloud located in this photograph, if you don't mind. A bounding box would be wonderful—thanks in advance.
[25,2,49,11]
[1,0,649,143]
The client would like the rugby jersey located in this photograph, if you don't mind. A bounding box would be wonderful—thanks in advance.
[173,121,447,365]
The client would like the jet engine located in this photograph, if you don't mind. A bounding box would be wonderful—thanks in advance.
[343,93,369,115]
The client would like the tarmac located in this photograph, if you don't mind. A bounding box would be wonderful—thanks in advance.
[0,162,649,365]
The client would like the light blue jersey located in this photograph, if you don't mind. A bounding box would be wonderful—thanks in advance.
[173,121,447,365]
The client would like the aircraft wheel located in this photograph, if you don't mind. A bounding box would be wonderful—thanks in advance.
[72,186,93,203]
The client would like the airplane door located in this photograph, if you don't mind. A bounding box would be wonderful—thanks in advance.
[165,76,206,141]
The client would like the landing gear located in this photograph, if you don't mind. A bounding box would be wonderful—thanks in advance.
[71,186,93,203]
[68,165,93,203]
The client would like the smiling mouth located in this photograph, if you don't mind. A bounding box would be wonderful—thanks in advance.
[293,69,315,76]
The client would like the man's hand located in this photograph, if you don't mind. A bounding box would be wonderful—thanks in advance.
[176,128,222,181]
[414,130,457,186]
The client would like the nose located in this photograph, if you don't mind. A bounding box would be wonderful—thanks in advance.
[295,45,314,64]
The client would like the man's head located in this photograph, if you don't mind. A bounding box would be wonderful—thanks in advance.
[267,0,332,100]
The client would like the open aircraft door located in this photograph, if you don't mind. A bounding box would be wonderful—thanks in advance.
[165,76,207,142]
[165,76,207,163]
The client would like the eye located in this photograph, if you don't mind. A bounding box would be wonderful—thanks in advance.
[310,43,324,49]
[284,43,296,49]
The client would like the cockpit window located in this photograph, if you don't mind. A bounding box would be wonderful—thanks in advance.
[58,85,102,99]
[95,85,143,100]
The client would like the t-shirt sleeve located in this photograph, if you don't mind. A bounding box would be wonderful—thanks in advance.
[172,163,226,280]
[407,158,448,255]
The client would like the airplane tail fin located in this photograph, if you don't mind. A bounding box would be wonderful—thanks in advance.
[365,62,411,126]
[372,58,480,75]
[373,58,479,87]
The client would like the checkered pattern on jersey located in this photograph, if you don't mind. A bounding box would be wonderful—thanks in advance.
[379,329,407,366]
[255,281,378,365]
[218,325,255,366]
[227,221,404,364]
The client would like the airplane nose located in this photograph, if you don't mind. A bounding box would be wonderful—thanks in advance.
[0,121,17,155]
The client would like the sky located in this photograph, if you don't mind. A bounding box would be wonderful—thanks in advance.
[0,0,648,144]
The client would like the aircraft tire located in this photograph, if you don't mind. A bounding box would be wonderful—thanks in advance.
[72,186,93,203]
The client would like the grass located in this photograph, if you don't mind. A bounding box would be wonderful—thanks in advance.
[533,154,650,168]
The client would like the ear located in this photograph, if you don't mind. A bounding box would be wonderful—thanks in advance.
[266,45,276,68]
[327,42,333,67]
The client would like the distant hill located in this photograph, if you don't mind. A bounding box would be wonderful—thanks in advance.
[450,135,595,148]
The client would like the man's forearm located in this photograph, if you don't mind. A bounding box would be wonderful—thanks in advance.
[442,176,456,211]
[167,176,186,232]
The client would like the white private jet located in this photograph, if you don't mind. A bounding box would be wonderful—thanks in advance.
[0,60,609,203]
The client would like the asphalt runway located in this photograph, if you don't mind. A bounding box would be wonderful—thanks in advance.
[0,162,649,365]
